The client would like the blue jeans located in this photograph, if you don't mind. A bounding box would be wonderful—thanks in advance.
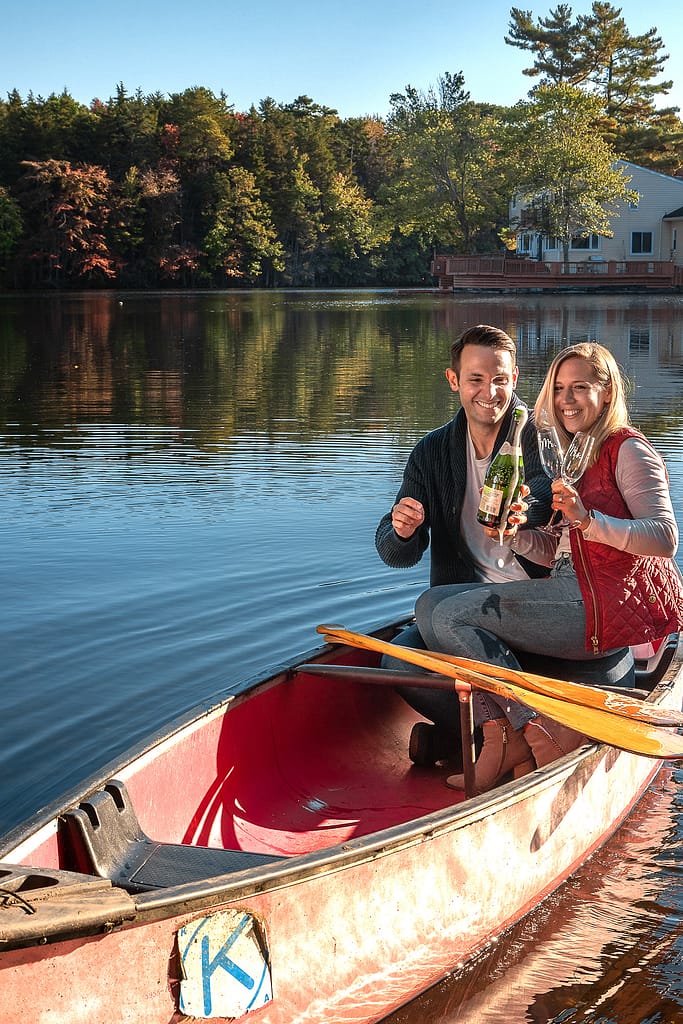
[415,564,632,728]
[382,621,461,730]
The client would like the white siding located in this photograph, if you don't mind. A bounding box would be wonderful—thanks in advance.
[511,161,683,267]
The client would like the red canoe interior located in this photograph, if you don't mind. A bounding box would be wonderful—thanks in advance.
[11,634,675,878]
[111,652,467,861]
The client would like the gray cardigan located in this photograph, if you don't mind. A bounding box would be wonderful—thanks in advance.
[375,396,551,586]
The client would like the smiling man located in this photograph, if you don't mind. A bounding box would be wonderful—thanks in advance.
[374,324,552,765]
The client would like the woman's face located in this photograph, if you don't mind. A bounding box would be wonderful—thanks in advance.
[553,357,611,434]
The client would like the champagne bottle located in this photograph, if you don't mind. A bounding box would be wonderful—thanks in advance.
[477,406,528,531]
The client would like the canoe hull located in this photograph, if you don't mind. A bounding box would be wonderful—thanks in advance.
[1,627,680,1024]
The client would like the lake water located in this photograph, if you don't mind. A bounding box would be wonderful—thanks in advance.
[1,289,682,1022]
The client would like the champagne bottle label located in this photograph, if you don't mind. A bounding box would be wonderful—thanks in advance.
[479,483,506,517]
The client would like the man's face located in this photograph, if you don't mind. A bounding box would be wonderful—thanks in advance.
[446,345,518,431]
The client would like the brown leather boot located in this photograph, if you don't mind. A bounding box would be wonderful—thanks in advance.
[446,718,534,795]
[524,716,586,769]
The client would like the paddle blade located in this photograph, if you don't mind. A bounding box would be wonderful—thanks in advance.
[317,624,683,760]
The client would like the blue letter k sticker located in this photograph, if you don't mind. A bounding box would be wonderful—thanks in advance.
[201,915,255,1015]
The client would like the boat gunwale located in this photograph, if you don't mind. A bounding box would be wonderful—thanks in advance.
[0,740,661,950]
[0,743,618,948]
[129,743,609,914]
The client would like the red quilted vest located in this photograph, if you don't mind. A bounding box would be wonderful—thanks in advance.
[569,427,683,652]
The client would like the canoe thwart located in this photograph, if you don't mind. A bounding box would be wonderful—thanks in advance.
[296,662,469,691]
[298,663,478,795]
[61,780,284,893]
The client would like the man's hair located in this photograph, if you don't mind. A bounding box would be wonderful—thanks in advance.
[450,325,517,375]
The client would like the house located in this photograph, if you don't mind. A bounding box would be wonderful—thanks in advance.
[511,161,683,268]
[431,162,683,291]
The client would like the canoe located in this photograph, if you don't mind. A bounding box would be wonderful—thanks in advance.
[0,619,681,1024]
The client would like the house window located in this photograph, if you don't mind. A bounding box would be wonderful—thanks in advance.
[631,231,653,255]
[570,234,600,250]
[672,229,677,252]
[544,237,558,251]
[518,233,531,253]
[629,327,650,352]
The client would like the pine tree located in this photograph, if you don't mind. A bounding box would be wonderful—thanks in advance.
[505,3,683,170]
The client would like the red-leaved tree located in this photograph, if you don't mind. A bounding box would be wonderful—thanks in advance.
[18,159,116,285]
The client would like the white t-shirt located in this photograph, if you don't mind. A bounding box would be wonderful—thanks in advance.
[460,426,530,583]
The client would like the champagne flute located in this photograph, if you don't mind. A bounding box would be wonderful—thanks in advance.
[557,431,595,526]
[536,424,565,532]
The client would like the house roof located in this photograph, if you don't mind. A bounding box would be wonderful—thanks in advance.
[663,206,683,219]
[618,160,683,187]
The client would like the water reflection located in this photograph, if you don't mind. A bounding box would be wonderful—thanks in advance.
[2,293,682,449]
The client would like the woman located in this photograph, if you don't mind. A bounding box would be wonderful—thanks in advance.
[415,342,683,794]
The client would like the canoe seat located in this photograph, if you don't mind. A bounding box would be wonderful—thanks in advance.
[516,646,636,688]
[60,779,284,893]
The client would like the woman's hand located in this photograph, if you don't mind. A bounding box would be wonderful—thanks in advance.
[551,479,588,525]
[482,484,529,541]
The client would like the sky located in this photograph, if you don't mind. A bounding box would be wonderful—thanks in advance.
[3,0,682,119]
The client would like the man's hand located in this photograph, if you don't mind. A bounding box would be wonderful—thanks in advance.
[392,497,425,539]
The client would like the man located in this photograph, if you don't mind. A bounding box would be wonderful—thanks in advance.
[375,324,551,765]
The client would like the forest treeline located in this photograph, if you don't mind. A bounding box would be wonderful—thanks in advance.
[1,4,682,290]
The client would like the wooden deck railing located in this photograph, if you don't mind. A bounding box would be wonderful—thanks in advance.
[431,255,683,291]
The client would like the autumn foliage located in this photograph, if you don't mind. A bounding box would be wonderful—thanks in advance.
[1,1,681,292]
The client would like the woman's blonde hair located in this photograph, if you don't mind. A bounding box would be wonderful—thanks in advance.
[534,342,630,462]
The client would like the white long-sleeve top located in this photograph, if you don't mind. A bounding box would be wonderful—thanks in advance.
[510,436,679,567]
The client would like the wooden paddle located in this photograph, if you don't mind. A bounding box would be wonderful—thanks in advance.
[316,625,683,727]
[316,625,683,760]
